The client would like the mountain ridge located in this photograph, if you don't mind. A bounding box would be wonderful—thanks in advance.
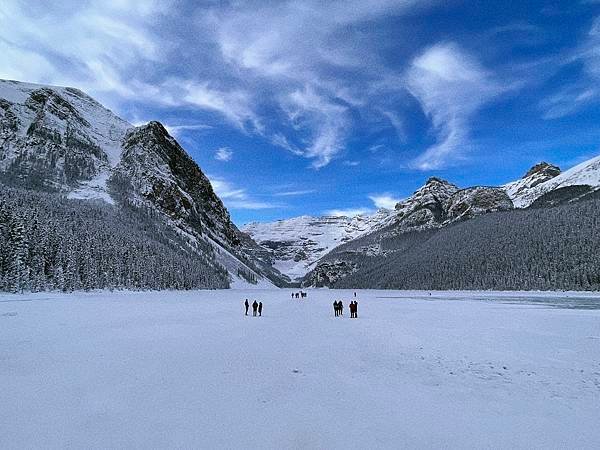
[245,157,600,282]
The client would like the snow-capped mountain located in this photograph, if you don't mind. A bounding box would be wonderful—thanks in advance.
[502,162,561,207]
[503,158,600,207]
[245,177,513,282]
[0,79,285,288]
[242,209,395,281]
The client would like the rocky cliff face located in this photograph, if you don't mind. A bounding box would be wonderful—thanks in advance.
[0,81,128,195]
[445,187,513,222]
[393,177,459,230]
[392,179,512,231]
[112,121,240,248]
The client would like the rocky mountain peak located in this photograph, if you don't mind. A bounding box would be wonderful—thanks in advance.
[503,161,564,208]
[114,120,239,247]
[425,176,448,185]
[523,162,561,180]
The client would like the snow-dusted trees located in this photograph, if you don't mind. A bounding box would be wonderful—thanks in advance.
[0,185,229,292]
[312,193,600,291]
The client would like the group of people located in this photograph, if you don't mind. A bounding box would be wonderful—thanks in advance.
[291,291,307,299]
[243,293,360,319]
[244,299,263,317]
[333,300,359,318]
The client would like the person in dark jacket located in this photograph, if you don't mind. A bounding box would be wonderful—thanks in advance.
[333,300,338,317]
[258,302,263,317]
[339,301,344,316]
[252,300,258,316]
[244,299,249,316]
[354,301,358,318]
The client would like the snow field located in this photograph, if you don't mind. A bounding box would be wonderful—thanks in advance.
[1,289,599,449]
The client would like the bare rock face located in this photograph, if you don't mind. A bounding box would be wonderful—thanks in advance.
[524,162,561,180]
[393,177,459,230]
[0,84,126,191]
[445,187,514,222]
[112,121,240,248]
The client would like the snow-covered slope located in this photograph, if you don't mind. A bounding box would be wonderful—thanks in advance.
[242,209,395,281]
[503,158,600,208]
[0,79,284,288]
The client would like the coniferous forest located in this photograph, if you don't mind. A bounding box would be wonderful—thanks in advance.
[0,185,229,292]
[307,192,600,291]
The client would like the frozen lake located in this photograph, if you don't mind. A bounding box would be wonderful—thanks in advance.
[1,289,599,449]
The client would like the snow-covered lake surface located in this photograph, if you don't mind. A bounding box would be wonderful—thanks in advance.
[1,289,599,449]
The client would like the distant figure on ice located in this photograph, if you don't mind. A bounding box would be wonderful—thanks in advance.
[258,302,263,317]
[333,301,339,317]
[354,292,357,298]
[339,301,344,316]
[244,299,249,316]
[291,293,294,300]
[295,292,300,299]
[252,300,258,317]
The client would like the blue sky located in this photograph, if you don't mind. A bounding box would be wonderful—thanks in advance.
[2,0,600,225]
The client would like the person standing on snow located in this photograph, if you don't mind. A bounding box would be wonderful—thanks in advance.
[354,301,358,318]
[258,302,263,317]
[339,301,344,316]
[244,299,249,316]
[333,301,338,317]
[252,300,258,317]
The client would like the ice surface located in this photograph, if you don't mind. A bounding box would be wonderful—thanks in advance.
[1,289,599,449]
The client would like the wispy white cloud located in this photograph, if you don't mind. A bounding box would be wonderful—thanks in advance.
[369,193,400,209]
[274,189,316,197]
[209,176,278,210]
[215,147,233,162]
[0,0,170,106]
[205,0,429,167]
[280,86,350,168]
[164,123,212,137]
[175,80,262,132]
[324,207,372,217]
[406,42,503,170]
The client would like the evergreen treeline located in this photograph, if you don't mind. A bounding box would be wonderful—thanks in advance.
[0,185,229,292]
[312,193,600,291]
